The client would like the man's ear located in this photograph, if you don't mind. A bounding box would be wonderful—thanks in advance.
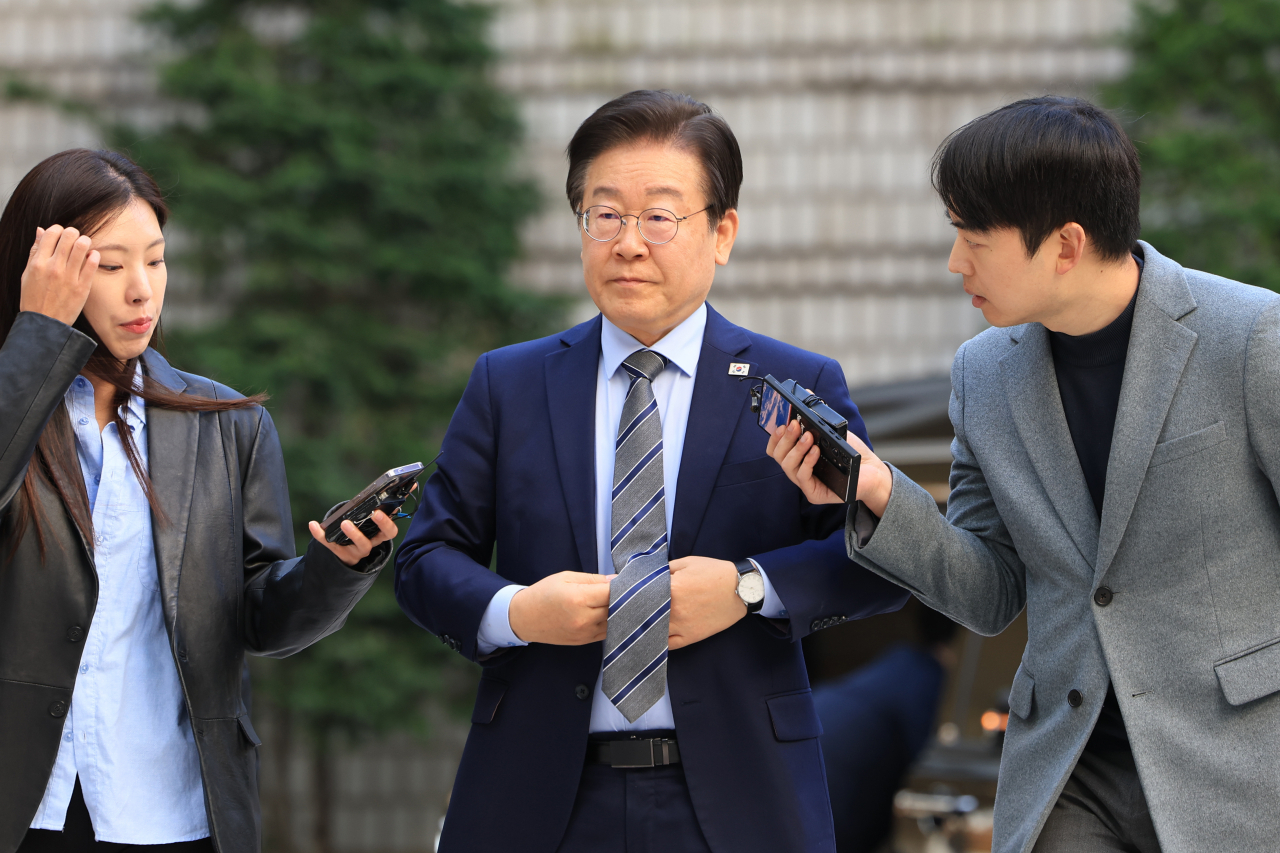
[1053,222,1088,276]
[714,209,739,266]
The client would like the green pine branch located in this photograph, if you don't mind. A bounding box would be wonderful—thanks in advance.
[1106,0,1280,291]
[105,0,566,742]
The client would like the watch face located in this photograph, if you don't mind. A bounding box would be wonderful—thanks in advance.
[738,571,766,604]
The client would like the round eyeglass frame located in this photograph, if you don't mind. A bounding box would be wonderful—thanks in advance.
[577,205,709,245]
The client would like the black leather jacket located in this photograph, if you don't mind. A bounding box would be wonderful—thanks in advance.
[0,312,388,853]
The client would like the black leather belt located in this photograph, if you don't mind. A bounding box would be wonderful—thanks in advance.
[587,737,681,768]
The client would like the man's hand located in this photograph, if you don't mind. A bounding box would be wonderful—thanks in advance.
[308,510,399,568]
[509,572,613,645]
[668,556,745,650]
[766,419,894,517]
[19,226,99,326]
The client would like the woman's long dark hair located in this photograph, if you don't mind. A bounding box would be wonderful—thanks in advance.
[0,149,266,554]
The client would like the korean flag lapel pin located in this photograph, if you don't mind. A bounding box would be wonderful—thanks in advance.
[728,363,751,377]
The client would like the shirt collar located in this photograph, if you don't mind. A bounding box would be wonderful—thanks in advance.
[600,302,707,380]
[124,362,147,427]
[64,363,148,428]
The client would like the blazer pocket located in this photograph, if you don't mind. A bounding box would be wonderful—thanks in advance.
[1149,421,1227,468]
[716,456,784,488]
[237,713,262,748]
[471,677,508,724]
[1009,664,1035,720]
[766,689,823,741]
[1214,635,1280,706]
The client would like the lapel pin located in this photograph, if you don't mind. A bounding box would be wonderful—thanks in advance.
[728,363,751,376]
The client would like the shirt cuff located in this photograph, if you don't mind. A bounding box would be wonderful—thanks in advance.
[475,584,529,655]
[747,558,787,619]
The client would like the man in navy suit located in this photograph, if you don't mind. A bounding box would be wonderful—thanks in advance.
[395,90,907,853]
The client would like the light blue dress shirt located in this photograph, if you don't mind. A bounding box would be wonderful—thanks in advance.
[30,372,208,843]
[476,304,786,733]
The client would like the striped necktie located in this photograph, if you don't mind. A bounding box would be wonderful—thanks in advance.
[603,349,672,722]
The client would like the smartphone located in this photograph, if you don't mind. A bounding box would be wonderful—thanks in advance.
[321,462,425,546]
[756,375,861,503]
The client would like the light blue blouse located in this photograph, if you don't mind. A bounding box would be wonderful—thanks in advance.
[29,372,208,843]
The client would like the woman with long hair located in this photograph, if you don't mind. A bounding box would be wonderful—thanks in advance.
[0,149,400,853]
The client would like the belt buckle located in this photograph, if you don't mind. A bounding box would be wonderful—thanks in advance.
[610,738,656,768]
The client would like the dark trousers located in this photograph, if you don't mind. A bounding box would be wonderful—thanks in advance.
[555,762,712,853]
[1032,749,1162,853]
[18,779,214,853]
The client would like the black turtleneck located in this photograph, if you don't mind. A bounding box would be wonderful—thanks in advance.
[1047,253,1142,756]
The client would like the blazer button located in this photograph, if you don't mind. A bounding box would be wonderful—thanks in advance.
[1094,587,1113,607]
[49,700,68,718]
[66,626,84,643]
[1068,689,1083,708]
[177,646,189,662]
[575,684,590,700]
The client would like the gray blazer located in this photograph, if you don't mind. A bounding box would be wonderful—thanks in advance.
[849,242,1280,853]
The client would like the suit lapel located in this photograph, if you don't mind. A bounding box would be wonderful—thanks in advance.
[1000,325,1100,569]
[670,305,752,559]
[142,348,197,631]
[1095,246,1198,581]
[545,317,603,575]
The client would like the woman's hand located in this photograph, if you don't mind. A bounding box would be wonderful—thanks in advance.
[308,510,400,568]
[19,226,100,326]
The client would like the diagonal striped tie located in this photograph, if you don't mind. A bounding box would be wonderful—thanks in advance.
[602,349,672,722]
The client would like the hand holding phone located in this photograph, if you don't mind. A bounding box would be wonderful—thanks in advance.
[752,375,861,503]
[305,461,429,568]
[320,462,425,546]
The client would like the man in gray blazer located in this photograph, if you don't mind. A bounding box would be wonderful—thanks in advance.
[770,96,1280,853]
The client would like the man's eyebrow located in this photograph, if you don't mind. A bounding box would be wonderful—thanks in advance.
[645,186,684,200]
[588,185,685,201]
[95,237,166,252]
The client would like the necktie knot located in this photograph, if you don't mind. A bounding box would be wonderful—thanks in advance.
[622,349,667,385]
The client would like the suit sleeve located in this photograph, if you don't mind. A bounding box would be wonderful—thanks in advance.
[240,407,388,657]
[394,353,512,663]
[1244,302,1280,506]
[846,342,1027,637]
[751,357,910,641]
[0,312,96,514]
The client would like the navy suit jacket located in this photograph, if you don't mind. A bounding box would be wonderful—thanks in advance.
[395,305,907,853]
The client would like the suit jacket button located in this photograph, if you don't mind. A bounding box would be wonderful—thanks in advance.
[66,626,84,642]
[1068,689,1083,708]
[1094,587,1113,607]
[49,700,68,718]
[441,634,452,646]
[810,620,821,632]
[575,684,590,700]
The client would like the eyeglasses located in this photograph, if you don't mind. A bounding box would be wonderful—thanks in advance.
[577,205,708,245]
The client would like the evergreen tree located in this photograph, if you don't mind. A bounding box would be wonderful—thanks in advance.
[1108,0,1280,290]
[106,0,561,845]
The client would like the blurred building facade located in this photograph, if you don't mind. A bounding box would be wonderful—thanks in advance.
[0,1,1132,851]
[491,0,1131,384]
[1,0,1132,385]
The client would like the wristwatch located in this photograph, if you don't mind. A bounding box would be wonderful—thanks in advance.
[734,559,765,614]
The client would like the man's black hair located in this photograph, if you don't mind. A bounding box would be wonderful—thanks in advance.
[565,90,742,226]
[932,96,1141,262]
